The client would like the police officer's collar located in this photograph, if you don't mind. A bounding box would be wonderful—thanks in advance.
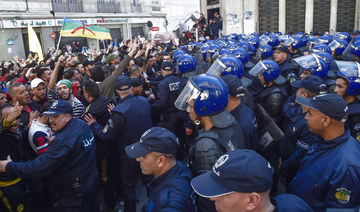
[118,94,134,104]
[209,110,236,128]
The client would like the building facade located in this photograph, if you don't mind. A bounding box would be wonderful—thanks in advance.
[0,0,166,60]
[200,0,360,36]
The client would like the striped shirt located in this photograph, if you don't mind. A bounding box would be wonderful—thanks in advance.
[47,89,85,119]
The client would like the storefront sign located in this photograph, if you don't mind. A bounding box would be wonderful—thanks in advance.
[1,18,128,29]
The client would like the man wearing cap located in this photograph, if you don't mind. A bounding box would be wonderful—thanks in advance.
[222,74,259,151]
[84,75,152,212]
[29,78,48,111]
[106,53,120,67]
[279,75,326,187]
[290,94,360,211]
[274,45,298,86]
[150,61,188,154]
[0,99,100,212]
[191,149,313,212]
[125,127,196,212]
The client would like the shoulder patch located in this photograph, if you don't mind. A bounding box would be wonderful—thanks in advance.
[169,82,180,91]
[335,187,351,204]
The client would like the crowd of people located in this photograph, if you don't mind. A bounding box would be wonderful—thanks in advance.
[180,12,223,46]
[0,28,360,212]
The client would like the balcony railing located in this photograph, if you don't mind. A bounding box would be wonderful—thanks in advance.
[97,0,121,13]
[131,3,142,13]
[52,0,83,12]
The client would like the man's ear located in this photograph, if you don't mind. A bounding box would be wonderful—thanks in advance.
[245,192,262,210]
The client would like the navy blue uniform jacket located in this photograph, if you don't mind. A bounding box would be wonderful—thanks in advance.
[290,129,360,211]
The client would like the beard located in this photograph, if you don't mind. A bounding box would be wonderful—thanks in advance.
[60,92,71,100]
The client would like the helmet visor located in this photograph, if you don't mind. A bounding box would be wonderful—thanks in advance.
[328,40,341,51]
[316,38,327,45]
[283,37,295,47]
[279,35,290,42]
[260,36,270,45]
[174,79,201,110]
[291,54,319,69]
[342,41,355,56]
[331,60,360,80]
[249,60,268,77]
[206,58,229,76]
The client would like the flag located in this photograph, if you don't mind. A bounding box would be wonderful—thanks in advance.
[27,23,44,62]
[60,18,111,40]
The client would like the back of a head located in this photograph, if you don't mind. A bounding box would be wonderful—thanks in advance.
[83,80,100,99]
[91,65,105,82]
[129,64,141,77]
[134,57,144,68]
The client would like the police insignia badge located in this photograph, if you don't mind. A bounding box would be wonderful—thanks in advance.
[335,187,351,204]
[103,125,109,133]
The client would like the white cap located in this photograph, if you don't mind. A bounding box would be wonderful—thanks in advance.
[31,78,45,89]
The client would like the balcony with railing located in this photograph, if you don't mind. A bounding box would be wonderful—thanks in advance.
[52,0,83,12]
[131,3,142,13]
[97,0,121,13]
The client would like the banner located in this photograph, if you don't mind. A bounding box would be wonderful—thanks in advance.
[27,23,44,62]
[60,17,111,40]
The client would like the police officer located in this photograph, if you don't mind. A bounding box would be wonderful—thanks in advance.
[150,61,188,155]
[178,54,197,78]
[206,54,256,110]
[0,99,100,212]
[273,45,297,84]
[191,149,313,212]
[283,36,303,59]
[290,94,360,211]
[279,75,326,187]
[125,127,196,212]
[175,73,247,212]
[332,60,360,141]
[249,60,288,126]
[84,75,152,212]
[256,44,273,61]
[222,74,259,150]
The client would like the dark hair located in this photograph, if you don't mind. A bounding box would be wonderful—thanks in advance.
[63,68,76,80]
[36,67,50,78]
[90,66,105,82]
[83,80,100,99]
[0,90,4,94]
[129,64,140,77]
[7,63,14,71]
[0,103,13,117]
[8,82,23,97]
[134,57,144,68]
[39,103,51,116]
